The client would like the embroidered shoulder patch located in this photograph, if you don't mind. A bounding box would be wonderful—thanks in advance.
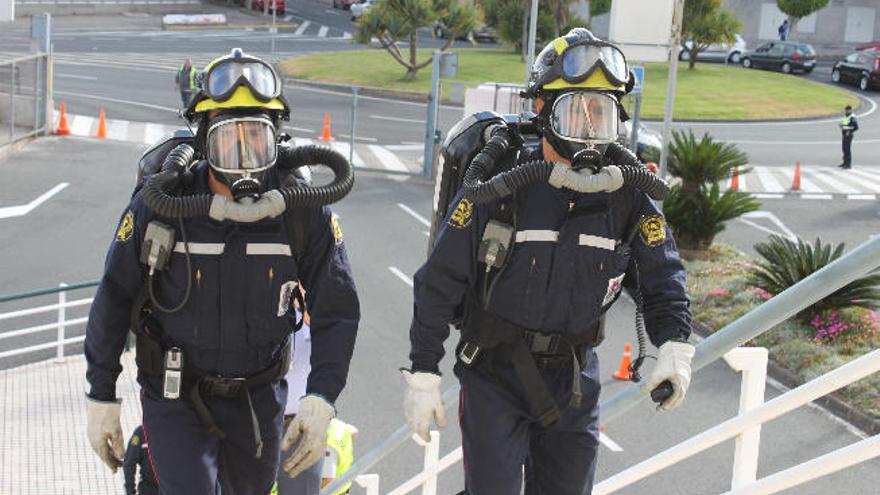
[130,434,140,447]
[331,214,344,245]
[116,210,135,242]
[639,215,667,247]
[448,198,474,229]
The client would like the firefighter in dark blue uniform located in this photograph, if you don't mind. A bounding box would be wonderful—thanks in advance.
[123,425,159,495]
[84,49,360,494]
[402,30,695,495]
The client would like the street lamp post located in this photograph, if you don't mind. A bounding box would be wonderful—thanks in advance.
[658,0,685,186]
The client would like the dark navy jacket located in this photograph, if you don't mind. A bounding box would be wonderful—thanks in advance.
[85,162,360,403]
[410,153,692,372]
[123,425,158,495]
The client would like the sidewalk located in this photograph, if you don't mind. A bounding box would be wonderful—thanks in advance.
[0,352,141,495]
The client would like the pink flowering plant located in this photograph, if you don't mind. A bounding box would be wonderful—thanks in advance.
[810,307,880,343]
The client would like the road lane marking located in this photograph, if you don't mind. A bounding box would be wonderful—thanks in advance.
[339,134,378,142]
[754,166,786,193]
[398,203,431,227]
[318,26,329,37]
[144,123,167,145]
[386,144,424,151]
[55,73,98,81]
[286,126,315,133]
[847,194,877,200]
[754,193,784,199]
[370,114,425,124]
[801,193,833,199]
[599,432,623,452]
[54,90,178,113]
[740,211,797,241]
[294,20,311,36]
[70,115,93,136]
[0,183,69,219]
[370,145,410,173]
[389,266,414,287]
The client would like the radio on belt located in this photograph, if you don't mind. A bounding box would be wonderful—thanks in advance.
[163,347,184,400]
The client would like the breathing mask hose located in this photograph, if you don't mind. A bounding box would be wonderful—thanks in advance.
[142,143,214,218]
[603,142,641,167]
[274,144,354,208]
[143,143,355,221]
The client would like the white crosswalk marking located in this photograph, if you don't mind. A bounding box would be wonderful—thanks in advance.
[70,115,94,136]
[329,141,365,167]
[143,123,168,146]
[723,165,880,197]
[294,20,311,36]
[317,25,329,38]
[368,144,409,173]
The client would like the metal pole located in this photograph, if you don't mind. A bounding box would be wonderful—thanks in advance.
[600,235,880,425]
[629,95,641,154]
[9,61,15,139]
[350,86,359,165]
[422,51,441,179]
[658,0,685,183]
[525,0,539,82]
[56,282,67,360]
[34,57,41,131]
[270,0,277,60]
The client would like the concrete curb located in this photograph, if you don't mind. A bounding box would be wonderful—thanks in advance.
[163,22,297,31]
[283,77,431,104]
[692,320,879,436]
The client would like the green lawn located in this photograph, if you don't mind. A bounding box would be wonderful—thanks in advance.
[279,49,858,121]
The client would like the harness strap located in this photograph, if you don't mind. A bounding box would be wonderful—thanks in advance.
[508,338,562,427]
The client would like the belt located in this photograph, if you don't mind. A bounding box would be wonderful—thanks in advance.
[135,331,291,458]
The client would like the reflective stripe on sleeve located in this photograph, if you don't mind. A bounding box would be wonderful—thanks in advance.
[173,242,225,255]
[246,243,293,256]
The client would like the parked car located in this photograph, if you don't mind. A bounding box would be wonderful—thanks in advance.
[832,50,880,91]
[857,41,880,51]
[350,0,375,20]
[252,0,284,14]
[679,33,747,64]
[332,0,355,10]
[741,41,816,74]
[620,121,662,161]
[433,23,499,43]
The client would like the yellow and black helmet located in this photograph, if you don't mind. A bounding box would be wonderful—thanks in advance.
[185,48,290,122]
[525,28,632,97]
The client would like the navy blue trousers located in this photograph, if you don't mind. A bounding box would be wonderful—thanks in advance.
[141,381,287,495]
[455,348,601,495]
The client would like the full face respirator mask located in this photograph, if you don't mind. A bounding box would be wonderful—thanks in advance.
[204,113,278,201]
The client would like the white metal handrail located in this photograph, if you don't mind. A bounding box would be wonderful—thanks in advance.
[594,348,880,494]
[0,283,94,361]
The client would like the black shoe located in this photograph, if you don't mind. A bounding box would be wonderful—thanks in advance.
[837,163,847,168]
[842,165,852,169]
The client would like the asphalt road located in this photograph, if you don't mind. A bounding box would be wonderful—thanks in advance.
[1,3,879,492]
[1,137,877,494]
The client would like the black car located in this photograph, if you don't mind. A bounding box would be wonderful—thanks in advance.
[741,41,816,74]
[832,50,880,91]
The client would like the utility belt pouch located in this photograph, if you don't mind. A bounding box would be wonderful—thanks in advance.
[163,347,184,400]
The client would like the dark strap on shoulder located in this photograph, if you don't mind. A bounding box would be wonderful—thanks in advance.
[284,207,310,262]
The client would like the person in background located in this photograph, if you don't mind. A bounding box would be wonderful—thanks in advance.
[123,425,159,495]
[838,105,858,169]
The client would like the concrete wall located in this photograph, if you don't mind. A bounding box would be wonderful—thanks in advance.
[14,0,200,16]
[725,0,879,54]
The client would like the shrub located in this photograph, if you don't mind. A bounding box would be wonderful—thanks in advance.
[749,235,880,317]
[663,182,761,250]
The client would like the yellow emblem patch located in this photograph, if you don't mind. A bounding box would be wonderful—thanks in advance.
[331,215,344,245]
[116,210,135,242]
[130,434,140,447]
[448,198,474,229]
[640,215,667,247]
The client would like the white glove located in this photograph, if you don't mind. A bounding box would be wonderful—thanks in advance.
[86,396,125,473]
[401,369,446,442]
[281,395,335,478]
[641,341,696,412]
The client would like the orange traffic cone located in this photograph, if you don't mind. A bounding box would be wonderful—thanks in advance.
[612,343,633,381]
[96,108,107,139]
[318,113,334,141]
[729,165,739,191]
[56,102,70,136]
[791,161,801,191]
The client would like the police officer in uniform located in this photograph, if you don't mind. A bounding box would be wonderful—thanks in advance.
[123,425,159,495]
[84,49,360,494]
[176,58,197,108]
[838,104,858,169]
[401,29,695,494]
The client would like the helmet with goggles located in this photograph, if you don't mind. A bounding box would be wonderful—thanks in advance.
[185,48,290,122]
[526,29,633,160]
[186,49,291,201]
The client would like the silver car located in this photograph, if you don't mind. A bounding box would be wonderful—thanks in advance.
[679,34,747,64]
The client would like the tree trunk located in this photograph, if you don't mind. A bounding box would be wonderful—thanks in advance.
[787,15,799,41]
[409,31,418,79]
[553,0,562,38]
[688,45,698,70]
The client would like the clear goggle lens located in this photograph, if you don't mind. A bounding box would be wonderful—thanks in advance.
[550,92,619,143]
[207,61,278,100]
[207,118,277,172]
[561,44,628,84]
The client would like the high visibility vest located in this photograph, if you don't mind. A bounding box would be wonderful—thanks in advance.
[842,115,852,127]
[179,65,196,90]
[326,418,356,495]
